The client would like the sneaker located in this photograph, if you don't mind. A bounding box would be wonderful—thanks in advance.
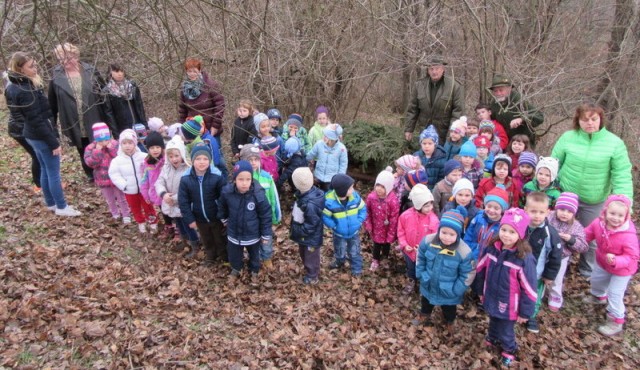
[138,223,147,233]
[597,319,623,336]
[526,319,540,333]
[369,259,380,272]
[229,269,241,278]
[262,259,273,270]
[549,305,560,313]
[501,353,515,367]
[47,205,56,212]
[149,223,158,234]
[122,217,132,224]
[33,185,42,194]
[484,338,497,349]
[402,279,415,295]
[302,276,319,285]
[55,206,82,217]
[250,272,260,286]
[582,294,607,305]
[328,261,344,270]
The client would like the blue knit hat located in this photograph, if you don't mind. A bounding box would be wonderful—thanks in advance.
[439,205,468,238]
[459,140,477,157]
[419,125,439,145]
[260,136,280,152]
[233,160,253,179]
[190,142,212,162]
[284,137,301,158]
[443,159,463,177]
[181,118,202,140]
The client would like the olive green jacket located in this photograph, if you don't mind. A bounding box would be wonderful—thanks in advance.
[490,90,543,145]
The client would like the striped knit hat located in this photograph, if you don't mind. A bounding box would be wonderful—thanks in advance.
[555,192,579,214]
[479,120,495,133]
[395,155,420,172]
[518,151,538,168]
[439,205,468,238]
[92,122,111,142]
[404,169,428,188]
[484,184,509,211]
[182,116,204,140]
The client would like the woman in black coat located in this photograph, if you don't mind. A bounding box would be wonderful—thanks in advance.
[103,63,147,136]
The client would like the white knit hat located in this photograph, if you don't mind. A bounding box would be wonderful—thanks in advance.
[536,156,559,182]
[148,117,165,132]
[292,167,314,193]
[409,184,434,210]
[375,169,395,196]
[452,178,475,197]
[450,116,468,135]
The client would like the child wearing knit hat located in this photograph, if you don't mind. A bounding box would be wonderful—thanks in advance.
[443,116,468,160]
[442,178,478,236]
[323,174,367,277]
[414,125,448,189]
[397,184,440,294]
[85,123,127,222]
[474,103,508,150]
[473,135,494,173]
[182,115,228,180]
[415,205,475,327]
[457,141,484,189]
[364,170,400,271]
[476,207,538,367]
[139,131,166,234]
[547,192,588,312]
[392,154,422,204]
[475,154,521,209]
[290,167,325,284]
[282,113,312,154]
[512,151,537,191]
[432,159,463,216]
[477,120,502,156]
[520,156,561,208]
[464,184,510,261]
[147,117,168,139]
[277,137,309,191]
[306,123,348,191]
[134,123,149,153]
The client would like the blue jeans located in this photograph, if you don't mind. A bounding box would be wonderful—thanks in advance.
[26,138,67,209]
[333,235,363,274]
[260,237,274,261]
[174,217,199,242]
[404,254,417,280]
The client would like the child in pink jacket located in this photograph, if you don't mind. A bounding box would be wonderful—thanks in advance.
[396,184,439,294]
[583,194,639,337]
[140,132,166,233]
[365,170,400,271]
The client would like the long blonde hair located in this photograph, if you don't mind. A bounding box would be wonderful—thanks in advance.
[8,52,43,89]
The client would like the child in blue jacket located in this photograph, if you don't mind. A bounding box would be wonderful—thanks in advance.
[217,160,273,283]
[307,124,347,191]
[322,174,367,277]
[475,208,538,367]
[414,125,447,189]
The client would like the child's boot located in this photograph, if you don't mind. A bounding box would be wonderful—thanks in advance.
[185,240,200,259]
[262,259,273,270]
[369,259,380,272]
[138,223,147,234]
[149,223,158,234]
[161,224,174,238]
[403,278,416,295]
[598,315,623,336]
[500,352,516,367]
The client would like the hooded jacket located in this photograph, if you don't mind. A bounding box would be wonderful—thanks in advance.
[217,181,273,245]
[178,164,224,225]
[414,145,448,190]
[585,195,639,276]
[307,140,348,183]
[547,211,588,259]
[156,136,190,218]
[463,211,502,261]
[252,169,282,225]
[397,207,440,262]
[322,190,367,239]
[526,219,563,281]
[290,186,325,247]
[475,177,520,209]
[140,155,165,206]
[108,130,147,194]
[83,139,119,187]
[364,191,400,244]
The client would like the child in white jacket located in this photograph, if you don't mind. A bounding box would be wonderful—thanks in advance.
[108,129,158,233]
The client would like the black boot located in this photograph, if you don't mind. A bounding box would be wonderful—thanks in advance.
[185,240,200,259]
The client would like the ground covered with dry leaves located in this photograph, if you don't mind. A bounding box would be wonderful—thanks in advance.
[0,134,639,369]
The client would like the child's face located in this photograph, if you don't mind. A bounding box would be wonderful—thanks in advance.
[420,201,434,215]
[449,131,462,142]
[289,125,299,137]
[518,164,534,177]
[270,118,280,128]
[484,202,503,221]
[193,155,210,173]
[499,224,519,247]
[467,126,478,136]
[555,208,575,223]
[480,130,493,140]
[317,113,329,126]
[455,189,473,207]
[167,150,183,167]
[420,138,435,155]
[323,137,337,147]
[446,168,462,184]
[121,139,136,156]
[395,166,405,177]
[148,146,163,159]
[439,227,458,245]
[525,200,549,227]
[476,108,492,121]
[494,162,509,180]
[374,184,386,198]
[159,126,168,137]
[248,157,261,171]
[237,107,250,119]
[605,201,627,229]
[460,156,474,168]
[259,121,272,137]
[536,168,552,188]
[476,147,488,158]
[235,171,253,193]
[511,140,525,154]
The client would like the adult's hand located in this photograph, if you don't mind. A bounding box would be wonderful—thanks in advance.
[52,147,62,156]
[510,118,524,128]
[404,132,413,141]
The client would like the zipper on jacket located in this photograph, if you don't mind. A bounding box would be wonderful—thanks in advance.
[198,174,210,222]
[130,156,140,193]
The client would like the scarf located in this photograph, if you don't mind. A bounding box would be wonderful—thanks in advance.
[182,75,204,100]
[106,79,134,100]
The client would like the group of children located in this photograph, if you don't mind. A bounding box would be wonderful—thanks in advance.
[83,101,638,367]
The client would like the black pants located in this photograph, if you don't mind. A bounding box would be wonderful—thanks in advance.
[421,296,457,323]
[162,213,173,226]
[75,137,93,178]
[13,136,41,187]
[372,242,390,260]
[197,220,228,262]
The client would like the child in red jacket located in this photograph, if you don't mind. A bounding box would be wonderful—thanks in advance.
[475,154,521,209]
[365,170,400,271]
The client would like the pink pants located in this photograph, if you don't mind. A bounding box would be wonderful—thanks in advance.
[124,193,157,224]
[100,185,130,218]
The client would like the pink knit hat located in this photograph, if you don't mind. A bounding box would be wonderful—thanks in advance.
[395,155,420,172]
[500,207,531,239]
[555,192,579,214]
[92,122,110,142]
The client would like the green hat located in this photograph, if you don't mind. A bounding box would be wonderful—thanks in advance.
[423,54,447,67]
[490,74,513,89]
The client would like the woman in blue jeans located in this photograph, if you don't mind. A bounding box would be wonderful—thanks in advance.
[5,52,81,217]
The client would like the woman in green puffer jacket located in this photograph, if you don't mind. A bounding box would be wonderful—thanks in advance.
[551,103,633,278]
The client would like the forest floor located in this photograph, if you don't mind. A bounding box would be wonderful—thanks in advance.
[0,129,639,369]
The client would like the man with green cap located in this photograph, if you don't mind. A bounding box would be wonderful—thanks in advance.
[489,74,544,146]
[404,55,465,144]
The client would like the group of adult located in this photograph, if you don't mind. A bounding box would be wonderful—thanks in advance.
[4,43,225,216]
[403,55,633,278]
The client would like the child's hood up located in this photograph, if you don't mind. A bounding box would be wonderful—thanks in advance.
[165,135,188,165]
[600,194,632,225]
[118,129,142,156]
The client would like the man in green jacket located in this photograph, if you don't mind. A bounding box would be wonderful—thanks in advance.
[489,75,544,146]
[404,56,464,144]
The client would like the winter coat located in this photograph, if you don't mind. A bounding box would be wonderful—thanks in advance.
[83,139,119,187]
[509,152,520,169]
[140,156,165,206]
[585,196,639,276]
[5,73,59,150]
[230,116,256,155]
[480,153,495,176]
[511,168,533,192]
[416,234,476,306]
[185,134,224,176]
[260,152,280,183]
[455,156,484,189]
[322,190,367,239]
[156,161,190,218]
[490,90,544,146]
[414,145,447,190]
[308,121,327,148]
[282,125,312,154]
[307,140,348,183]
[252,169,282,225]
[491,119,509,151]
[463,211,502,261]
[108,139,147,195]
[178,165,224,225]
[520,179,562,208]
[104,80,146,136]
[178,72,225,134]
[443,139,464,160]
[290,186,325,247]
[551,128,633,205]
[217,181,273,245]
[397,208,440,262]
[443,200,479,235]
[432,179,453,216]
[475,177,521,209]
[525,220,563,281]
[547,211,588,259]
[364,192,400,244]
[404,74,465,143]
[476,241,538,321]
[277,152,308,189]
[48,62,114,148]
